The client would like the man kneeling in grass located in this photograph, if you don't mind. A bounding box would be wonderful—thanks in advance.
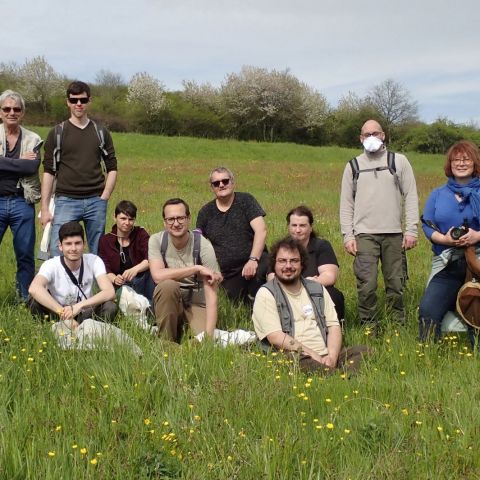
[28,221,117,324]
[253,236,371,374]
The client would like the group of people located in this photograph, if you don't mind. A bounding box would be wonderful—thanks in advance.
[1,79,479,374]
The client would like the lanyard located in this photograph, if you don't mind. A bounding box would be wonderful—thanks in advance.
[60,256,88,302]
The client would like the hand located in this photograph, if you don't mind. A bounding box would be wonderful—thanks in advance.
[242,259,258,279]
[40,209,53,227]
[344,239,357,256]
[114,274,125,286]
[121,267,138,282]
[100,193,109,201]
[455,228,480,248]
[21,151,37,160]
[198,266,222,286]
[402,234,417,250]
[317,354,338,368]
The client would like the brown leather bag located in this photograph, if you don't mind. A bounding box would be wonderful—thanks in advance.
[456,247,480,329]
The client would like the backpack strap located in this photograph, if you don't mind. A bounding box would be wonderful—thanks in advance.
[53,120,107,175]
[91,120,108,175]
[160,229,203,280]
[350,151,403,199]
[160,231,169,268]
[52,122,64,174]
[387,151,403,196]
[349,157,360,200]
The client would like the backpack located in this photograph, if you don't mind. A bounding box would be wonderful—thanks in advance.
[52,120,108,175]
[349,151,403,199]
[160,229,203,288]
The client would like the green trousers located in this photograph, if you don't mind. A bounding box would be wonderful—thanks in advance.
[353,233,406,325]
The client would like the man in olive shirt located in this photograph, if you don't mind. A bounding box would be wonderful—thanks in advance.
[41,81,117,257]
[149,198,223,342]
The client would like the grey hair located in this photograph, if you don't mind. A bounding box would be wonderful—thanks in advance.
[0,90,25,111]
[209,166,235,183]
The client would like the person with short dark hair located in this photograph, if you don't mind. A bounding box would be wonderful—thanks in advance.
[98,200,155,302]
[149,198,222,342]
[419,140,480,342]
[253,237,370,373]
[284,205,345,322]
[28,221,117,324]
[0,89,42,301]
[196,166,268,305]
[40,80,118,257]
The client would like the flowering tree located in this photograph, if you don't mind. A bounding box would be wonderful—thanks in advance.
[126,72,168,117]
[19,56,64,113]
[220,66,328,141]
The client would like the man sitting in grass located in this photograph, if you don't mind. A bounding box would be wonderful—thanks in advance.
[253,236,370,373]
[28,221,117,324]
[149,198,223,342]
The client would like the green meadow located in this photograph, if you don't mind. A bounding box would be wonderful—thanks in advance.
[1,130,479,479]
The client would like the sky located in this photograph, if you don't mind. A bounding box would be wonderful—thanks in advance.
[9,0,480,124]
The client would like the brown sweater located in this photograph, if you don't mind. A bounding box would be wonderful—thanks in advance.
[43,120,117,198]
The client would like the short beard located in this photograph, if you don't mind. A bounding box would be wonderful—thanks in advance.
[278,275,299,286]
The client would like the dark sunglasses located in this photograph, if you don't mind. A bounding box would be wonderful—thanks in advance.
[211,178,230,188]
[68,97,90,105]
[1,107,22,113]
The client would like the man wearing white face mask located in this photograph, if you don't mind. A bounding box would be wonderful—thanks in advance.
[339,119,419,329]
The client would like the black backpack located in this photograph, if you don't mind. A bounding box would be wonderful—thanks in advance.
[349,151,403,199]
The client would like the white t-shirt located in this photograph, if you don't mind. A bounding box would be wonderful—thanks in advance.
[37,254,106,306]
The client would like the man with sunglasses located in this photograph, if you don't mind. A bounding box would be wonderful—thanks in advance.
[340,119,419,330]
[41,81,118,257]
[149,198,223,342]
[0,90,42,301]
[196,166,268,305]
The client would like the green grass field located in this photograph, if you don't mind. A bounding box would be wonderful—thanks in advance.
[1,131,479,479]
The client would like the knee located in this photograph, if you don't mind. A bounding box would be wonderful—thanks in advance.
[153,280,181,303]
[101,301,118,322]
[354,254,377,285]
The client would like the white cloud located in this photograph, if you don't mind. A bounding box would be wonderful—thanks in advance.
[8,0,480,123]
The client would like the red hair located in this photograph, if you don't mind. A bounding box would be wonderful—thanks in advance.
[444,140,480,177]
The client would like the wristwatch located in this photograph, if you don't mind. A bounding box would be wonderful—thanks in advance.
[249,256,259,262]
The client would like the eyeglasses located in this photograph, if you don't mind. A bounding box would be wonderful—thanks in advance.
[164,215,188,225]
[361,131,383,138]
[452,158,473,166]
[276,258,301,265]
[1,107,22,113]
[68,97,90,105]
[211,178,230,188]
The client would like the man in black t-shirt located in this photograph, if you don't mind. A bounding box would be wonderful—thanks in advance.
[196,167,268,305]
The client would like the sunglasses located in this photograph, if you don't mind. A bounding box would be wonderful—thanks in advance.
[211,178,230,188]
[68,97,90,105]
[1,107,22,113]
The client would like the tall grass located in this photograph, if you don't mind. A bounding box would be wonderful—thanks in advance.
[1,132,478,479]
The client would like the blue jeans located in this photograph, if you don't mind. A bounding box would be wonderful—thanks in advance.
[128,270,156,304]
[418,258,467,340]
[0,196,35,300]
[50,196,107,257]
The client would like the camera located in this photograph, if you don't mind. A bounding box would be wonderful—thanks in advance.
[450,219,469,240]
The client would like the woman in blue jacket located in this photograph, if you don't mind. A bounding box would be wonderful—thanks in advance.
[419,140,480,341]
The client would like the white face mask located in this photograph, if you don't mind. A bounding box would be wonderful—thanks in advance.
[362,136,383,153]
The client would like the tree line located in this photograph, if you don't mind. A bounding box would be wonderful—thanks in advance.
[1,56,479,153]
